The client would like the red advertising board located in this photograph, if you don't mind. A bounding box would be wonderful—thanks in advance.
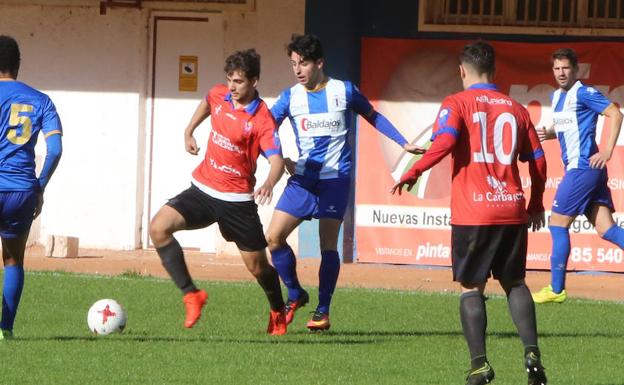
[355,38,624,272]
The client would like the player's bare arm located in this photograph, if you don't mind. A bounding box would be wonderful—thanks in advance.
[536,125,556,142]
[590,103,623,169]
[283,157,296,175]
[253,154,285,205]
[184,98,211,155]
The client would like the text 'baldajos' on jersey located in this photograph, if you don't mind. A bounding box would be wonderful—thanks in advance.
[271,78,372,180]
[0,80,62,191]
[551,80,611,170]
[433,84,544,225]
[192,84,281,202]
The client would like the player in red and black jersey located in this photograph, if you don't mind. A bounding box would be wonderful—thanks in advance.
[392,41,548,385]
[149,49,288,335]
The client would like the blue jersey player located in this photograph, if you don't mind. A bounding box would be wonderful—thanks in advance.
[0,36,63,338]
[532,48,624,303]
[266,34,424,330]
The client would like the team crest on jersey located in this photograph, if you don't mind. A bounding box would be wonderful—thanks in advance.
[587,87,597,94]
[215,105,222,115]
[244,121,253,132]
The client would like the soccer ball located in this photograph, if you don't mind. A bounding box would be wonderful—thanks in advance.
[87,299,127,335]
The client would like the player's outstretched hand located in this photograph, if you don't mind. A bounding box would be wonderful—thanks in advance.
[253,182,274,205]
[527,211,545,232]
[390,170,422,195]
[185,134,200,155]
[33,191,44,219]
[589,150,611,169]
[403,143,426,155]
[536,126,556,142]
[284,158,296,175]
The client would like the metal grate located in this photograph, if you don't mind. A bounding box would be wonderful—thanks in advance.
[423,0,624,29]
[586,0,624,27]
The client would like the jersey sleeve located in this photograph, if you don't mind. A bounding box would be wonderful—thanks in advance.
[270,89,291,126]
[516,108,547,214]
[41,96,62,137]
[579,85,612,114]
[257,114,282,158]
[431,96,462,141]
[346,82,373,116]
[518,109,545,163]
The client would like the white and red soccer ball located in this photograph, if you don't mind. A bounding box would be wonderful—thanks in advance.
[87,299,127,335]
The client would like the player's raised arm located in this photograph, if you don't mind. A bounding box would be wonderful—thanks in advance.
[391,101,460,195]
[590,103,623,169]
[349,82,425,155]
[184,98,211,155]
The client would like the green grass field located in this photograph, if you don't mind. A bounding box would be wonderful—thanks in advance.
[0,271,623,385]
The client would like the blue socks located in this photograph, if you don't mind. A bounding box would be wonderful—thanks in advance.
[271,245,303,300]
[1,265,24,331]
[602,224,624,249]
[271,246,341,313]
[317,250,340,314]
[549,226,571,294]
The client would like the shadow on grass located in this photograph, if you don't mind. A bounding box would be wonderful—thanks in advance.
[15,335,375,345]
[15,328,624,344]
[319,329,624,339]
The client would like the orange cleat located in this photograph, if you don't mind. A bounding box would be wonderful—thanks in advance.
[267,308,288,336]
[285,290,309,325]
[182,289,208,328]
[306,311,330,331]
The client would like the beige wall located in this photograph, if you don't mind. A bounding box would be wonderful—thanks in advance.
[0,0,304,249]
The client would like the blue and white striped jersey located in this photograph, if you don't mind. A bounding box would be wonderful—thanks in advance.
[271,78,373,180]
[551,80,611,170]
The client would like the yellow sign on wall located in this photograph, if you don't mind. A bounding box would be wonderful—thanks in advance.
[179,56,198,92]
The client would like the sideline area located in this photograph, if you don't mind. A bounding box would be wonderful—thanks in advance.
[23,246,624,302]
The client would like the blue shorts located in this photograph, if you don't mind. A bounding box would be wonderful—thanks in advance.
[552,168,614,217]
[275,175,351,220]
[0,190,38,239]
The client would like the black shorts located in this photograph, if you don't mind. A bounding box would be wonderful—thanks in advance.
[166,185,267,252]
[451,224,527,284]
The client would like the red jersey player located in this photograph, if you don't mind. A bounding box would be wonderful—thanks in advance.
[150,49,288,335]
[392,41,548,385]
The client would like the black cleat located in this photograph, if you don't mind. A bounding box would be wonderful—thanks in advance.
[465,362,495,385]
[525,352,547,385]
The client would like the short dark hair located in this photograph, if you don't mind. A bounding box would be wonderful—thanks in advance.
[459,41,495,76]
[0,35,20,76]
[287,34,323,61]
[551,48,578,69]
[224,48,260,80]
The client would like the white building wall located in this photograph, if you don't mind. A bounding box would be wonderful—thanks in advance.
[0,0,304,250]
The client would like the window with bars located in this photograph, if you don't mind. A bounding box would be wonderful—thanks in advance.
[420,0,624,34]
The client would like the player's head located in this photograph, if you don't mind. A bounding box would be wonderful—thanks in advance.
[458,41,495,87]
[551,48,578,91]
[286,34,325,89]
[224,48,260,104]
[0,35,20,79]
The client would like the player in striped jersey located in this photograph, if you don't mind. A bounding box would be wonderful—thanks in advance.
[267,34,424,330]
[532,48,624,304]
[0,36,63,340]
